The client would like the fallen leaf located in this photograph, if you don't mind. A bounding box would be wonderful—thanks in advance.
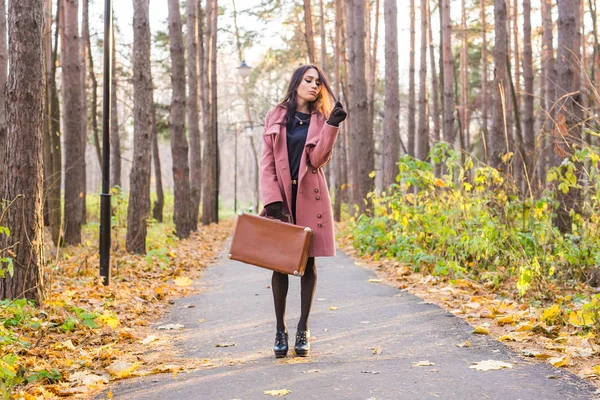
[329,306,339,310]
[181,303,196,309]
[98,312,120,329]
[216,342,236,347]
[549,355,570,367]
[106,361,140,379]
[412,360,435,367]
[368,278,383,283]
[457,340,471,347]
[361,370,380,374]
[264,389,292,396]
[473,326,489,335]
[174,276,193,287]
[157,323,184,330]
[370,347,382,355]
[469,360,513,371]
[140,335,159,345]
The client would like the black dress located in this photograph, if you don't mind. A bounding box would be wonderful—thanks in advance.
[286,111,310,222]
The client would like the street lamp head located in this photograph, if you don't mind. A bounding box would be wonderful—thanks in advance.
[237,60,252,78]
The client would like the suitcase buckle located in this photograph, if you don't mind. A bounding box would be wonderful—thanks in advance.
[228,253,232,259]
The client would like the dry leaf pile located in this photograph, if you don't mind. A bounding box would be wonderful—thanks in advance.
[6,220,234,399]
[337,222,600,387]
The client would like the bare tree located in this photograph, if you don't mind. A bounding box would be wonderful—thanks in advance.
[151,101,164,222]
[169,0,193,236]
[303,0,317,63]
[441,0,455,146]
[126,0,154,253]
[347,0,374,211]
[540,0,556,177]
[417,0,429,160]
[202,0,219,224]
[428,0,440,150]
[490,0,508,170]
[460,0,469,151]
[79,0,89,223]
[554,0,582,233]
[333,0,348,220]
[187,0,201,230]
[0,0,6,198]
[62,0,84,245]
[522,0,534,194]
[110,36,121,188]
[408,0,416,156]
[383,0,400,186]
[1,0,45,302]
[480,0,488,152]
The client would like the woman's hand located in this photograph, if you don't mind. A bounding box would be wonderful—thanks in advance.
[265,201,284,219]
[327,101,347,127]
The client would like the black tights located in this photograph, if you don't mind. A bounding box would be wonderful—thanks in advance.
[271,257,316,332]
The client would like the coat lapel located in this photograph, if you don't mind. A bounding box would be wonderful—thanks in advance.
[299,112,323,185]
[268,109,294,215]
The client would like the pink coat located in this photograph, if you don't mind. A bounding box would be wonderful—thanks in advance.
[259,104,339,257]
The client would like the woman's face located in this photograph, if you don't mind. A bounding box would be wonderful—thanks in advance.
[296,68,322,104]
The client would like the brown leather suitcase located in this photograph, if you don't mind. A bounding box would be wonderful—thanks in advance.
[228,212,313,276]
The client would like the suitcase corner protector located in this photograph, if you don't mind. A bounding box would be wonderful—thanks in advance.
[228,253,233,259]
[304,227,312,233]
[293,270,299,276]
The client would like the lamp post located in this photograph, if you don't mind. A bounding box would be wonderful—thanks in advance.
[235,60,252,213]
[99,0,113,285]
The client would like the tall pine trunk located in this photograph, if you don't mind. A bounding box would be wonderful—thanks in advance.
[304,0,317,63]
[541,0,556,178]
[480,0,488,156]
[416,0,429,161]
[0,0,6,200]
[110,36,121,188]
[441,0,455,145]
[127,0,154,253]
[151,101,164,222]
[187,0,201,230]
[555,0,582,233]
[80,0,89,224]
[62,0,84,246]
[383,0,400,187]
[490,0,508,170]
[460,0,469,152]
[169,0,193,236]
[408,0,416,157]
[202,0,219,224]
[522,0,534,194]
[428,0,440,150]
[1,0,45,302]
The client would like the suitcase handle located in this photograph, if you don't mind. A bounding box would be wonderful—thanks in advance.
[265,213,293,224]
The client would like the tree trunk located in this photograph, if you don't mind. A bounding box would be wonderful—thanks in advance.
[555,0,582,233]
[151,101,164,222]
[62,0,84,246]
[347,0,373,212]
[79,0,89,224]
[110,36,121,188]
[416,0,429,161]
[490,0,508,170]
[304,0,317,63]
[383,0,400,186]
[460,0,469,152]
[428,0,440,150]
[187,0,201,231]
[202,0,219,224]
[441,0,455,145]
[368,0,379,130]
[522,0,534,195]
[320,0,326,68]
[333,0,345,219]
[512,0,521,111]
[198,0,206,205]
[127,0,154,253]
[480,0,488,158]
[48,0,62,245]
[541,0,556,178]
[83,0,100,170]
[408,0,416,157]
[0,0,6,200]
[1,0,45,302]
[168,0,192,237]
[42,0,51,227]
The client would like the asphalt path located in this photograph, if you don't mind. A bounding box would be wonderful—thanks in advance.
[100,246,598,400]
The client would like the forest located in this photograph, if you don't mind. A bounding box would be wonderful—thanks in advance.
[1,0,600,397]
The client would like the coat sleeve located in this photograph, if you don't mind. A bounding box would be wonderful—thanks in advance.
[305,122,339,169]
[260,110,284,206]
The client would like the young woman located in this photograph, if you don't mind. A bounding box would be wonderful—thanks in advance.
[259,65,347,358]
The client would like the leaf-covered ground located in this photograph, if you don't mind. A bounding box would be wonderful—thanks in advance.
[337,221,600,388]
[8,220,234,399]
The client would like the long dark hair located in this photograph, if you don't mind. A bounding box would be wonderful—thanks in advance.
[278,65,335,124]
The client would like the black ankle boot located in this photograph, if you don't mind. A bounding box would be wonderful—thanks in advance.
[273,330,288,358]
[294,329,310,357]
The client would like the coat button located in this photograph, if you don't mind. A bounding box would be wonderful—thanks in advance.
[314,188,319,193]
[317,223,323,227]
[312,169,317,174]
[315,195,320,200]
[317,214,322,218]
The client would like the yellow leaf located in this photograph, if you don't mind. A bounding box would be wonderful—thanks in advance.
[473,326,489,335]
[107,390,113,399]
[329,306,338,310]
[496,314,518,325]
[98,312,119,329]
[368,278,383,283]
[368,170,376,179]
[541,304,561,323]
[549,355,570,367]
[592,365,600,374]
[470,360,513,371]
[106,360,140,379]
[264,389,292,396]
[435,179,446,188]
[515,322,533,332]
[569,310,595,327]
[174,276,193,287]
[457,340,471,347]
